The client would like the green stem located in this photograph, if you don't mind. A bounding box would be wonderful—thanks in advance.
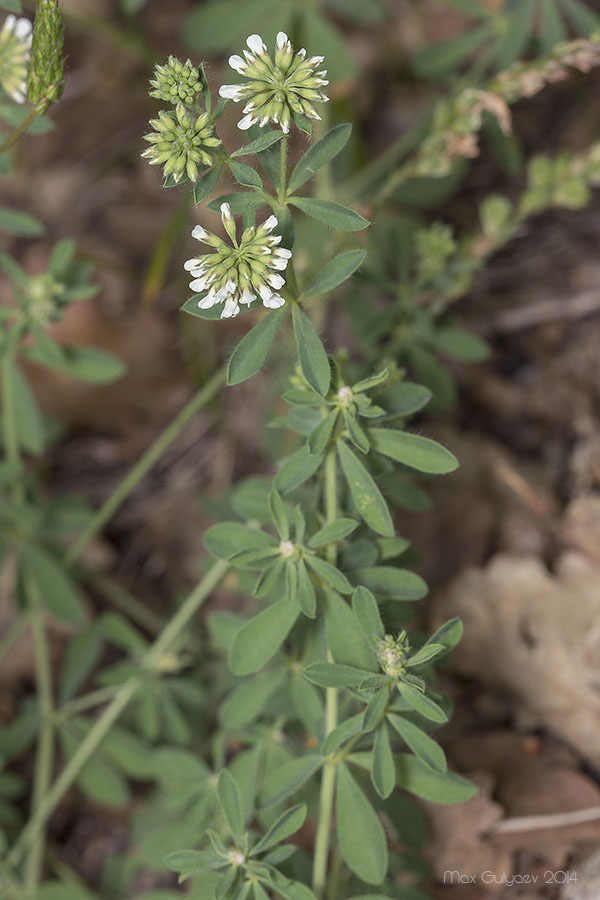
[313,446,339,899]
[83,569,167,637]
[0,108,39,157]
[53,686,120,725]
[25,577,55,894]
[5,558,229,872]
[64,365,225,567]
[278,134,288,205]
[2,331,22,475]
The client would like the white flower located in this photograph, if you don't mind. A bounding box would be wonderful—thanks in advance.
[219,32,329,134]
[0,14,32,104]
[184,205,292,319]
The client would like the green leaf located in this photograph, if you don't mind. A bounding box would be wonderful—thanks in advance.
[228,597,300,675]
[303,662,371,688]
[322,713,363,755]
[388,713,447,774]
[427,617,463,651]
[268,489,289,539]
[182,0,281,53]
[290,197,369,232]
[232,131,285,157]
[396,683,448,724]
[229,159,263,189]
[432,326,490,362]
[362,687,389,734]
[337,441,394,537]
[260,754,324,807]
[217,769,245,843]
[275,445,324,493]
[227,306,288,385]
[378,381,432,417]
[561,0,600,34]
[296,558,317,618]
[204,522,276,560]
[352,368,389,393]
[396,754,478,804]
[413,23,492,78]
[337,764,388,884]
[491,0,536,70]
[369,428,458,475]
[220,668,286,731]
[352,587,384,641]
[353,566,427,601]
[291,304,330,396]
[288,123,352,194]
[322,588,375,669]
[406,642,446,667]
[305,555,352,594]
[307,518,358,549]
[372,724,395,798]
[20,545,85,625]
[10,362,44,455]
[0,208,44,236]
[60,622,103,703]
[193,166,222,204]
[307,409,338,455]
[304,248,366,300]
[26,344,126,384]
[540,0,566,49]
[60,726,130,807]
[251,803,307,855]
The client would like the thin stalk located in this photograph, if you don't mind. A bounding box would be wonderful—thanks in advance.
[84,569,166,637]
[0,108,39,157]
[278,135,288,205]
[6,558,229,872]
[1,330,22,475]
[313,445,339,898]
[64,365,225,567]
[53,686,120,724]
[25,577,55,894]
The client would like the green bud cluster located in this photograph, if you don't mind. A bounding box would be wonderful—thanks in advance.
[149,56,204,105]
[21,272,67,327]
[26,0,64,111]
[141,103,221,183]
[377,632,410,680]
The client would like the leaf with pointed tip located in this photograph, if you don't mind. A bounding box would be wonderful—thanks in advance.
[227,306,287,385]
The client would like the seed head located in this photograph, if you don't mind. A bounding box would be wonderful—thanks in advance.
[26,0,64,111]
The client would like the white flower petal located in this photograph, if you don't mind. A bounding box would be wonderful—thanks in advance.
[219,84,245,100]
[267,273,285,290]
[190,276,211,292]
[260,215,278,234]
[220,202,232,220]
[270,257,289,271]
[191,225,210,242]
[184,257,204,272]
[15,17,32,41]
[198,294,217,309]
[246,34,266,55]
[229,55,247,74]
[237,114,257,130]
[276,31,289,48]
[221,297,240,318]
[240,289,256,305]
[263,294,285,309]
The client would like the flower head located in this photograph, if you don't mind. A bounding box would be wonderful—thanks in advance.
[150,56,204,105]
[219,32,329,133]
[142,103,221,183]
[184,204,292,318]
[0,14,32,104]
[377,632,410,680]
[26,0,64,110]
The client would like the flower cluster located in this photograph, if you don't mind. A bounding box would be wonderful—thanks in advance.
[184,204,291,318]
[219,32,329,133]
[0,14,32,104]
[142,104,221,183]
[377,632,410,680]
[26,0,64,110]
[150,56,204,105]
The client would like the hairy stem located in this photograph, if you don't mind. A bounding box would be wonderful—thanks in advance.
[5,558,229,872]
[313,445,339,898]
[25,578,55,894]
[278,134,288,206]
[64,365,225,566]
